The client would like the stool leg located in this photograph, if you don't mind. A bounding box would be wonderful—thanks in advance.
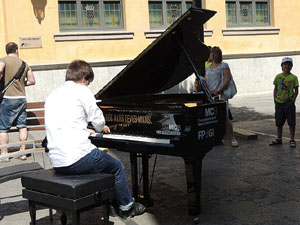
[0,199,3,221]
[28,200,36,225]
[49,208,53,221]
[72,211,80,225]
[103,201,110,225]
[61,211,67,225]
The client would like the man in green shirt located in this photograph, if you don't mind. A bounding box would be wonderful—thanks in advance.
[270,57,299,148]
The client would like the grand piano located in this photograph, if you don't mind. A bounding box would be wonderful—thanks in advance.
[90,7,227,218]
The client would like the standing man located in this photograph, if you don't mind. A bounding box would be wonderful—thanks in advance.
[45,60,145,219]
[0,42,35,161]
[270,57,299,148]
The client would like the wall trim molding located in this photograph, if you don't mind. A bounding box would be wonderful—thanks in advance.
[222,27,280,36]
[31,51,300,71]
[31,60,131,71]
[224,50,300,60]
[145,29,213,38]
[54,31,134,41]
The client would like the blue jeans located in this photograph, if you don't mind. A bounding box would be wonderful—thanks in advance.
[0,98,27,132]
[54,149,134,210]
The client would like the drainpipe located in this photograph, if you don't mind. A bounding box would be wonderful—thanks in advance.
[2,0,8,43]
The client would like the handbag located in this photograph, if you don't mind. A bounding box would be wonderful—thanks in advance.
[221,72,237,100]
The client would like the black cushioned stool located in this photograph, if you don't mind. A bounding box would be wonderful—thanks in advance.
[21,169,115,225]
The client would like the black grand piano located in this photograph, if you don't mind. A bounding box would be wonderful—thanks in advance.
[90,7,227,218]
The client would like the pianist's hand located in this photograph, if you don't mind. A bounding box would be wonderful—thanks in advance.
[88,129,96,135]
[103,125,111,134]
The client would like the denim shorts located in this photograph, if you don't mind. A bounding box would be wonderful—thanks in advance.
[0,98,27,132]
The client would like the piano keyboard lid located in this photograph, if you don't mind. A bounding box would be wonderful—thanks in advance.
[95,7,216,101]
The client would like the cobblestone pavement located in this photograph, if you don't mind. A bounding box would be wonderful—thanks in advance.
[1,92,300,225]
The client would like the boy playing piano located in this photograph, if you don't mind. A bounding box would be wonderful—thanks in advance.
[45,60,145,218]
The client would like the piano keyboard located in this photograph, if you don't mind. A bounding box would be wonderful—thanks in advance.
[90,133,171,144]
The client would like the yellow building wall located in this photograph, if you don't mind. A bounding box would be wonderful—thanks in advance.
[1,0,300,64]
[1,0,154,65]
[204,0,300,54]
[273,0,300,50]
[0,0,7,56]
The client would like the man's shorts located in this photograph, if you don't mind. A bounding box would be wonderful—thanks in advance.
[0,98,27,133]
[275,101,296,127]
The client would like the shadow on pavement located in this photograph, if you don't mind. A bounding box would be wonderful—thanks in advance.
[230,106,273,121]
[230,105,300,122]
[0,200,29,217]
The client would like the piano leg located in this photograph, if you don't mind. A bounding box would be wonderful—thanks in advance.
[129,152,153,206]
[142,154,150,204]
[130,153,139,198]
[183,157,203,217]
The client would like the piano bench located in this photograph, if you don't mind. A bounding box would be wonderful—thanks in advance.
[21,169,115,225]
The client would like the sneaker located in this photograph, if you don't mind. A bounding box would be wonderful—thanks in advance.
[290,140,296,148]
[231,139,239,147]
[120,202,146,219]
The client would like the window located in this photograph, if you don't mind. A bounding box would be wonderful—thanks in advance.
[149,1,193,29]
[58,0,124,31]
[226,0,270,26]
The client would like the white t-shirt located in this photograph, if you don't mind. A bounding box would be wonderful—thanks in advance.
[45,81,105,167]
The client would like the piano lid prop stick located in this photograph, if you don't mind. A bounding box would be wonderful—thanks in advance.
[174,35,214,103]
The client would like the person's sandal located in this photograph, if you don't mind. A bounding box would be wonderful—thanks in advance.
[290,140,296,148]
[16,155,27,161]
[269,139,282,146]
[0,158,10,163]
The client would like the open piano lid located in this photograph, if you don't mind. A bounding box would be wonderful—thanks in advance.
[95,7,216,101]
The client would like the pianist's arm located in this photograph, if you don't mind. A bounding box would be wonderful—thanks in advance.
[88,122,110,135]
[86,102,110,134]
[84,91,110,134]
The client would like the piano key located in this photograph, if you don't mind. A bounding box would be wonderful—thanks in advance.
[91,133,170,144]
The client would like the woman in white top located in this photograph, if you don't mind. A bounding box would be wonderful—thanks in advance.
[205,46,239,147]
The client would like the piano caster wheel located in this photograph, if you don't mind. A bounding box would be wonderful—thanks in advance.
[193,216,200,224]
[61,212,67,225]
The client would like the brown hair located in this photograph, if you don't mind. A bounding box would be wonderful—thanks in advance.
[5,42,18,54]
[65,60,94,83]
[211,46,223,64]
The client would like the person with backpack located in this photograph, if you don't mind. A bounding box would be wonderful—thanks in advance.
[0,42,35,162]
